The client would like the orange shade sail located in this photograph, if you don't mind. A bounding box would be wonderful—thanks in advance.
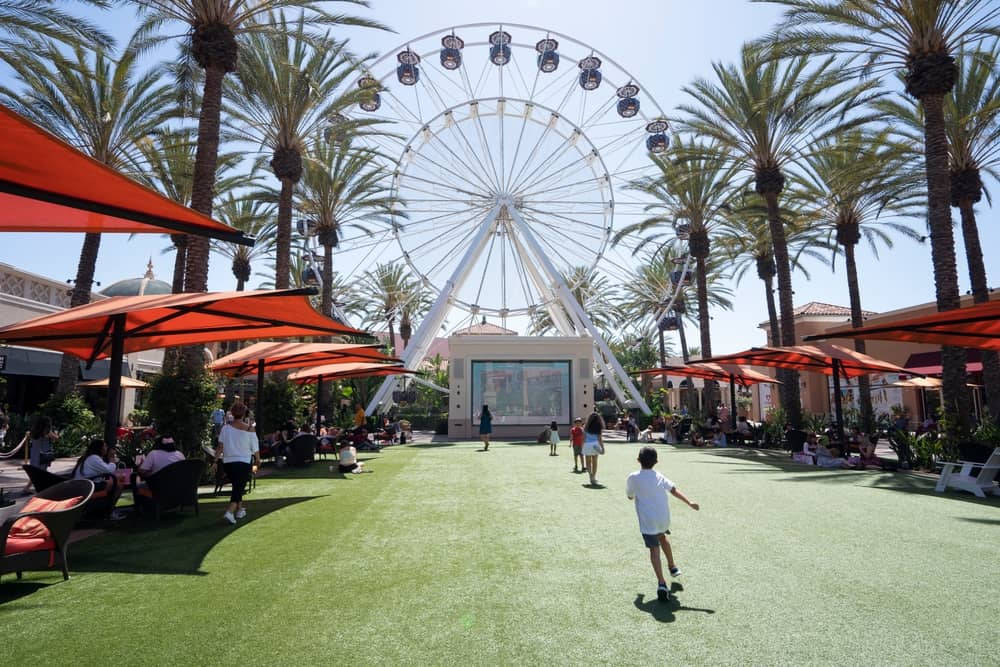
[288,362,413,384]
[211,342,398,377]
[0,104,252,245]
[638,363,780,385]
[701,343,911,378]
[0,288,364,363]
[805,300,1000,351]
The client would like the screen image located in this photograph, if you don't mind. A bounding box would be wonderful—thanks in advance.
[471,360,571,425]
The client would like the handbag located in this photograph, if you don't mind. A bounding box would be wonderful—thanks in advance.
[39,450,56,465]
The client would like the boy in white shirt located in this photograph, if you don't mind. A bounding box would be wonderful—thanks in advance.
[625,446,699,602]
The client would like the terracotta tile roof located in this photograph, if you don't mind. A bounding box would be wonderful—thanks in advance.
[792,301,877,318]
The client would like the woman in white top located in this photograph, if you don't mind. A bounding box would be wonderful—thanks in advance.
[72,438,124,518]
[213,401,259,525]
[337,442,365,474]
[581,412,606,486]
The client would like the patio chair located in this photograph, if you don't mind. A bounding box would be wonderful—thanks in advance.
[135,459,206,520]
[935,447,1000,499]
[1,479,94,582]
[22,464,68,493]
[286,434,317,467]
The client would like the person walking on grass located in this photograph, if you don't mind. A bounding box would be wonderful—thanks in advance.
[548,421,560,456]
[626,446,699,602]
[570,417,585,473]
[213,401,259,525]
[582,412,606,486]
[479,404,493,451]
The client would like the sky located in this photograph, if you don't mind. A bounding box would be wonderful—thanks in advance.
[1,0,998,357]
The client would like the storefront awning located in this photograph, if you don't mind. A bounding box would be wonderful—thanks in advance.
[903,350,982,376]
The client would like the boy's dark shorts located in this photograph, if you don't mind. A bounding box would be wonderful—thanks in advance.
[572,444,583,454]
[641,530,671,548]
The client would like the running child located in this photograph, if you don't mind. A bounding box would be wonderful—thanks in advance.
[625,446,699,602]
[570,417,585,472]
[548,420,559,456]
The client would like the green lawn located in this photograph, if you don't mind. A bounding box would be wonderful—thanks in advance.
[3,441,998,665]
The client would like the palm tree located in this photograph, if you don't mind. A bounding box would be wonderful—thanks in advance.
[759,0,1000,429]
[296,141,397,321]
[796,131,925,431]
[224,13,375,291]
[620,137,732,361]
[358,262,420,356]
[528,266,621,338]
[134,128,249,291]
[211,194,276,290]
[675,44,881,426]
[0,41,174,394]
[0,1,113,68]
[717,193,830,347]
[130,0,389,296]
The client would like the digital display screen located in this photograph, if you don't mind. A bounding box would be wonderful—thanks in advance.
[471,360,571,425]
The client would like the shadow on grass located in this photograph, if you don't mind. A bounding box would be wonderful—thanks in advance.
[956,517,1000,526]
[0,581,50,604]
[252,462,380,481]
[68,495,320,577]
[583,483,606,490]
[698,449,1000,507]
[407,442,456,449]
[633,583,715,623]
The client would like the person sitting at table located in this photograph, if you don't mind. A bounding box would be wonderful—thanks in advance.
[736,416,752,437]
[271,420,299,463]
[132,435,185,505]
[73,438,125,519]
[689,429,706,447]
[711,427,727,448]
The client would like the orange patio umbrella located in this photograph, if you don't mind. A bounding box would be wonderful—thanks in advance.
[804,300,1000,350]
[78,376,150,389]
[0,104,253,244]
[638,363,780,430]
[211,342,400,434]
[288,362,414,384]
[701,343,912,441]
[0,288,365,444]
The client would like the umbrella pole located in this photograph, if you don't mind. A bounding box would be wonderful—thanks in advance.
[316,375,324,435]
[256,359,264,438]
[831,359,845,447]
[729,374,737,432]
[104,314,126,446]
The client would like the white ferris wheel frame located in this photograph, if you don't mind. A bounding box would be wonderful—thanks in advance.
[356,23,692,416]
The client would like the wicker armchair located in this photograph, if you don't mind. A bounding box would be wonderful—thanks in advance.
[136,459,206,520]
[21,464,68,493]
[1,479,94,582]
[286,434,318,467]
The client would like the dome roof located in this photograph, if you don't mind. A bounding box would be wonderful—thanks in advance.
[101,260,172,298]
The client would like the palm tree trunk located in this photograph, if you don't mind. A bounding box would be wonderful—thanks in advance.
[762,190,801,427]
[184,63,226,293]
[658,327,668,410]
[677,317,690,363]
[321,242,333,320]
[958,198,1000,422]
[171,235,186,293]
[695,254,716,410]
[236,278,245,291]
[275,177,294,290]
[57,232,102,394]
[181,62,226,374]
[844,242,874,433]
[921,94,970,430]
[387,318,397,357]
[762,275,780,346]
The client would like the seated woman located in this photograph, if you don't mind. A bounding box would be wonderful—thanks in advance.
[711,428,727,448]
[132,435,185,503]
[270,420,299,463]
[73,439,125,519]
[689,430,706,447]
[337,442,369,474]
[814,437,851,469]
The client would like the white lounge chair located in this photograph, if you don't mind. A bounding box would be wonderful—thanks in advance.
[935,447,1000,498]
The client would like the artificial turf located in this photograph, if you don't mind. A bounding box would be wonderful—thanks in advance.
[2,440,998,665]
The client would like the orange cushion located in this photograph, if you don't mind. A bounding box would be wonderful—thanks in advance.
[10,496,83,540]
[4,535,56,559]
[136,485,153,498]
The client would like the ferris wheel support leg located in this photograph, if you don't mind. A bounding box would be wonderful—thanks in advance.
[506,205,651,415]
[506,225,576,336]
[366,205,503,416]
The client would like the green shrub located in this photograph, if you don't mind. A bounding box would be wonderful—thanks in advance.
[258,378,305,437]
[129,408,152,426]
[911,433,942,471]
[40,392,100,456]
[148,369,218,457]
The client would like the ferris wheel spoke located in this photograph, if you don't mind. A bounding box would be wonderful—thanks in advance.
[579,96,618,133]
[509,133,591,197]
[442,112,503,194]
[520,205,609,232]
[514,149,603,201]
[405,147,495,197]
[505,118,555,197]
[470,106,504,190]
[422,220,492,282]
[399,205,493,238]
[470,230,499,306]
[398,169,488,200]
[521,209,607,246]
[518,173,608,200]
[415,125,499,195]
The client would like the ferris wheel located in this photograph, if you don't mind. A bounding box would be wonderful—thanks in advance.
[336,23,688,414]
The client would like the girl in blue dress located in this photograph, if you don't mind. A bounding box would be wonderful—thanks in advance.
[479,405,493,451]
